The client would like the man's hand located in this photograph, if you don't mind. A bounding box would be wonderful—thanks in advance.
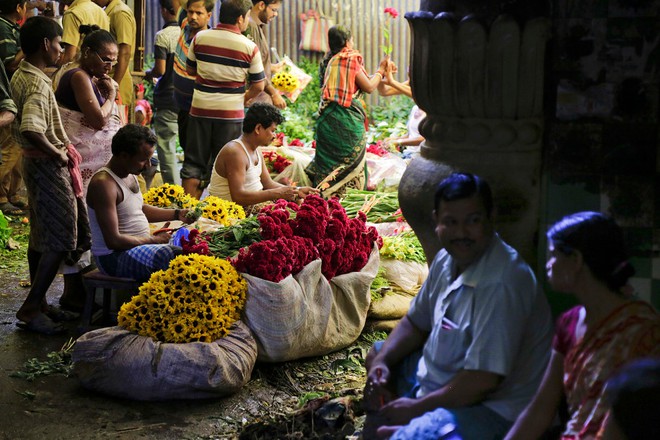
[271,92,287,109]
[152,230,172,244]
[379,397,423,426]
[363,363,395,412]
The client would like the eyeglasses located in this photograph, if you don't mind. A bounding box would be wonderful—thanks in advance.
[93,50,118,67]
[267,4,279,13]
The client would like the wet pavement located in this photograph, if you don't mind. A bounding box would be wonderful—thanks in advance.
[0,269,291,440]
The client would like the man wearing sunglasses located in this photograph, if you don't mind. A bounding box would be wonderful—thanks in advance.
[246,0,285,109]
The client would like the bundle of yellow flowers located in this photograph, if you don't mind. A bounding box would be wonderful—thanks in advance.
[190,195,245,227]
[117,254,248,343]
[271,71,299,93]
[143,184,245,226]
[143,183,197,210]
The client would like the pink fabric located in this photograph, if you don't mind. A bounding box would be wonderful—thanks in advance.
[66,144,84,198]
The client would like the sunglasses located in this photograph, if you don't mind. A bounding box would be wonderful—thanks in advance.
[93,50,118,67]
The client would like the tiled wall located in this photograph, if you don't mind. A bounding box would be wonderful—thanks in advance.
[542,0,660,315]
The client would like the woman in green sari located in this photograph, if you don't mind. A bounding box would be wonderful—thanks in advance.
[305,25,389,197]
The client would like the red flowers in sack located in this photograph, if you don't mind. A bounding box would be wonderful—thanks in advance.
[180,228,210,255]
[232,195,381,282]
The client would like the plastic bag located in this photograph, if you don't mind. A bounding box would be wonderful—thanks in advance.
[380,258,429,295]
[366,153,408,191]
[271,56,313,103]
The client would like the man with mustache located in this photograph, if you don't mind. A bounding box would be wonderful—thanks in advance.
[363,172,553,440]
[86,124,193,282]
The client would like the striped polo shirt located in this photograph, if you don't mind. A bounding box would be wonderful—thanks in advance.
[187,23,265,121]
[173,11,202,111]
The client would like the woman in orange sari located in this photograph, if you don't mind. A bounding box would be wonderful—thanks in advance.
[505,211,660,440]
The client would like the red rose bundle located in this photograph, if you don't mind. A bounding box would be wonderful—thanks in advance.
[232,195,381,282]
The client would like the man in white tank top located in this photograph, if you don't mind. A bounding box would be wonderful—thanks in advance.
[208,102,318,211]
[86,124,194,282]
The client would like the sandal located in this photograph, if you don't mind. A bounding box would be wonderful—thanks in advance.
[0,202,24,216]
[16,314,66,335]
[45,306,80,322]
[10,200,29,210]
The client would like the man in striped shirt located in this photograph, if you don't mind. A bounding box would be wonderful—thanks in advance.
[182,0,265,198]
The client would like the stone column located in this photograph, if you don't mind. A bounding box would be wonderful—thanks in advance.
[400,2,550,267]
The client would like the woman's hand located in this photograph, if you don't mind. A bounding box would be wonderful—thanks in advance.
[96,76,117,101]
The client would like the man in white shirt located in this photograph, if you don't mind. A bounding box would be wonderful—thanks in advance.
[364,172,553,440]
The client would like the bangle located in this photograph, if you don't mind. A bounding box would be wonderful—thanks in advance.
[375,72,383,80]
[173,209,180,221]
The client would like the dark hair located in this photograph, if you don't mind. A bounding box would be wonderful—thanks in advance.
[19,16,62,56]
[243,102,284,132]
[434,172,494,216]
[111,124,157,156]
[547,211,635,292]
[252,0,280,5]
[159,0,175,14]
[79,25,117,52]
[188,0,215,13]
[605,358,660,440]
[0,0,26,15]
[319,25,352,84]
[218,0,252,24]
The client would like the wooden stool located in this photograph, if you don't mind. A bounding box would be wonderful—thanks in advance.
[81,269,140,331]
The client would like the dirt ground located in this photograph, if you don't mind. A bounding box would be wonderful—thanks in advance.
[0,221,373,440]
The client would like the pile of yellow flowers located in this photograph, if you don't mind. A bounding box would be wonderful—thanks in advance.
[117,254,248,343]
[191,195,245,227]
[143,183,197,209]
[271,71,299,93]
[143,184,245,226]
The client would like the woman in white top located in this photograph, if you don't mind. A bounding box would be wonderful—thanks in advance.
[208,103,317,213]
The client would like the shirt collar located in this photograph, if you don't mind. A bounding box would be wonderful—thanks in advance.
[0,15,18,29]
[18,59,52,84]
[444,233,499,290]
[105,0,122,14]
[215,23,241,34]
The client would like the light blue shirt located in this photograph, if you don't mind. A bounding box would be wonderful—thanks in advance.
[408,234,553,421]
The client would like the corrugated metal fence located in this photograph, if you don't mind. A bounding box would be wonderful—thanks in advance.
[145,0,419,105]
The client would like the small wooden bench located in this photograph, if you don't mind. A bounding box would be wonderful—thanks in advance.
[81,269,140,332]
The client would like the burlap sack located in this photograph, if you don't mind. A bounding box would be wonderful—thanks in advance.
[380,259,428,295]
[368,292,412,320]
[242,246,379,362]
[72,321,257,400]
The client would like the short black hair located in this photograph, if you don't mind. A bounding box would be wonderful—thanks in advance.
[218,0,252,24]
[187,0,215,13]
[0,0,27,15]
[19,16,62,56]
[434,172,494,216]
[111,124,157,156]
[252,0,281,5]
[79,25,117,52]
[159,0,175,14]
[243,102,284,133]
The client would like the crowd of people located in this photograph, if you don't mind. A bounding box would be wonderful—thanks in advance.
[0,2,657,439]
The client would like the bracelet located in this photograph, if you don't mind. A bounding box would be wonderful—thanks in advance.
[173,209,180,221]
[375,72,384,80]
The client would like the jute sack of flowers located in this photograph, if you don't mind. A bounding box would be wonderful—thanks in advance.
[72,322,257,400]
[242,245,379,362]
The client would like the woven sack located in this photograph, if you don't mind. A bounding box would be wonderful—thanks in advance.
[72,321,257,400]
[242,245,379,362]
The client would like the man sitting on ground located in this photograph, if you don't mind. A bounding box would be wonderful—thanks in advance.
[86,124,194,282]
[363,172,553,440]
[207,102,317,213]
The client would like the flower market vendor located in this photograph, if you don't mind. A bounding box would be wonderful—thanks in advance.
[86,124,195,282]
[208,102,318,214]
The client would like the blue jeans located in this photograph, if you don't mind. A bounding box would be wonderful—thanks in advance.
[372,341,512,440]
[153,108,180,185]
